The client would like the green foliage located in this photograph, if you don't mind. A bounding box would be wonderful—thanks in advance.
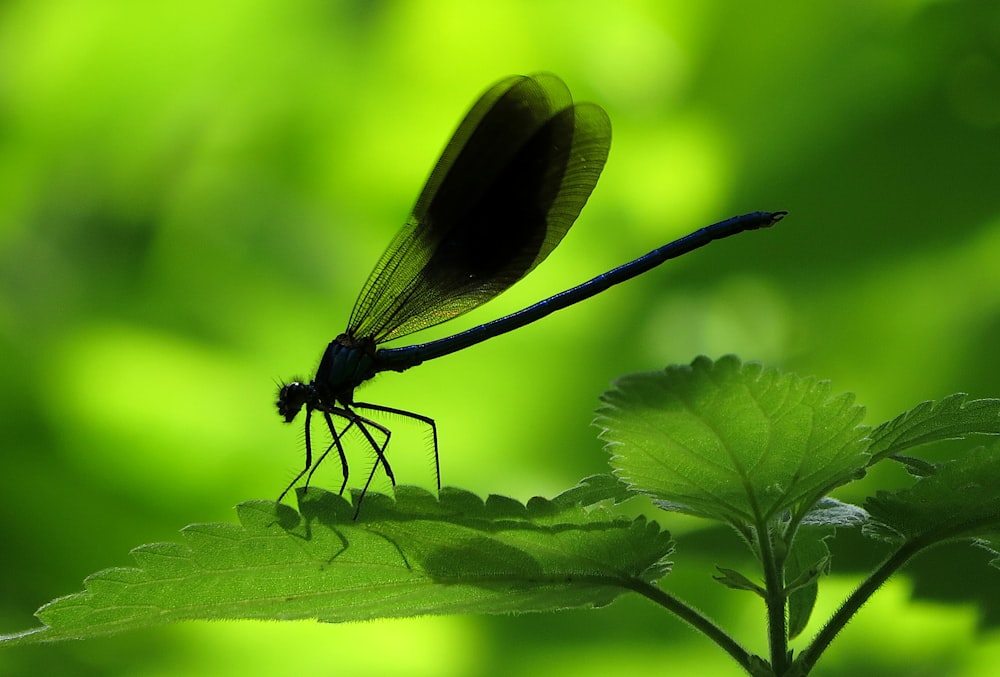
[2,485,671,646]
[595,355,869,525]
[7,356,1000,676]
[4,2,999,674]
[865,445,1000,547]
[866,394,1000,464]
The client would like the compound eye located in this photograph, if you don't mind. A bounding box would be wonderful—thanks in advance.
[276,382,311,422]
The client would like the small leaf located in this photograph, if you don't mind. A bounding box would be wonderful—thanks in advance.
[801,497,869,528]
[864,442,1000,547]
[550,473,638,509]
[1,485,673,646]
[866,394,1000,463]
[785,526,833,639]
[749,655,778,677]
[595,355,870,526]
[714,567,765,595]
[890,454,939,477]
[785,554,829,595]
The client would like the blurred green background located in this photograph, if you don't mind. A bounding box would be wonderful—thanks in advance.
[2,0,999,674]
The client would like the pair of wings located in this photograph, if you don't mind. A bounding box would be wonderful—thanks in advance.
[347,73,612,345]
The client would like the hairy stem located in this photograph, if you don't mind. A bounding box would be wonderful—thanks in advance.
[796,538,924,673]
[628,579,755,672]
[758,526,789,674]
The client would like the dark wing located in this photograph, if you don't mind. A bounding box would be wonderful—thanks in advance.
[347,73,612,344]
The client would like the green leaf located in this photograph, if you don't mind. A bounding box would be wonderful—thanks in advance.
[785,527,833,639]
[888,454,939,477]
[864,442,1000,549]
[550,473,638,509]
[594,355,870,526]
[801,497,869,528]
[866,394,1000,463]
[1,485,673,646]
[786,501,857,640]
[714,567,765,595]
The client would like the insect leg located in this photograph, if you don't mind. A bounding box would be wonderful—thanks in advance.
[355,402,440,490]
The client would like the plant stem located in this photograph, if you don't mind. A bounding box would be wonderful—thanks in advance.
[795,538,924,673]
[758,526,789,674]
[628,579,755,672]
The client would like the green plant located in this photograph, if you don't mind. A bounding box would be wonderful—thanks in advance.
[4,355,999,676]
